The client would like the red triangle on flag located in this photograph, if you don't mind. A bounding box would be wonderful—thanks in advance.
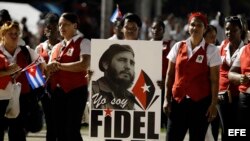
[132,70,147,109]
[27,65,37,77]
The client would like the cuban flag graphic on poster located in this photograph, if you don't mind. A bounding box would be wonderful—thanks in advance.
[25,64,45,89]
[132,70,159,110]
[110,4,122,23]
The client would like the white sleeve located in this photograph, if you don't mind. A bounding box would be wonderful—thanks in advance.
[27,46,45,63]
[167,42,182,63]
[34,45,41,54]
[207,44,222,67]
[80,39,91,55]
[48,46,57,64]
[232,45,245,67]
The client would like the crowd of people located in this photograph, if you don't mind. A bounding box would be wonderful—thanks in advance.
[1,7,250,141]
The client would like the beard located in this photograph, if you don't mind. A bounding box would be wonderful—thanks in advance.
[106,67,135,90]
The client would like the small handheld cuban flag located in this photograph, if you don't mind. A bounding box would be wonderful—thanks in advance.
[25,64,45,89]
[110,4,122,23]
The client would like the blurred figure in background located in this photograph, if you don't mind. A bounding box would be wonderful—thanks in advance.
[170,21,185,42]
[0,9,11,27]
[19,17,37,49]
[20,17,30,46]
[140,17,151,40]
[218,15,246,141]
[237,14,250,44]
[210,11,226,44]
[121,13,142,40]
[204,25,218,45]
[108,19,123,40]
[150,18,175,128]
[35,12,61,141]
[36,13,47,44]
[163,13,175,40]
[204,24,221,141]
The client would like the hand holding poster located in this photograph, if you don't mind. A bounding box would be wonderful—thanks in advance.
[90,39,162,140]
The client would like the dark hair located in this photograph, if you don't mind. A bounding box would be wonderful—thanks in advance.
[114,20,122,27]
[225,16,246,40]
[225,16,243,30]
[44,12,59,26]
[204,25,217,37]
[60,12,79,27]
[121,13,142,28]
[0,9,12,26]
[152,18,165,31]
[99,44,134,72]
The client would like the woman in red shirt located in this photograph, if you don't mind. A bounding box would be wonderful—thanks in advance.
[163,12,221,141]
[0,22,21,141]
[47,12,90,141]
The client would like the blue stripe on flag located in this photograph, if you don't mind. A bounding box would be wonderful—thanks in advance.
[36,65,45,85]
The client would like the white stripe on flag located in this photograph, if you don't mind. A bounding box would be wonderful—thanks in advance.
[35,73,44,86]
[110,8,118,23]
[28,73,39,88]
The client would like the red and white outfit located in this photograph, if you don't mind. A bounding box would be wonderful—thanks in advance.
[48,33,90,141]
[218,39,244,95]
[0,45,14,141]
[0,50,12,100]
[231,43,250,132]
[0,45,41,94]
[167,38,221,102]
[232,44,250,93]
[49,33,90,92]
[166,38,221,141]
[0,44,44,141]
[35,40,54,63]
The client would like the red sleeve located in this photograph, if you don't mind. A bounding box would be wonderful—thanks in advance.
[0,54,8,69]
[0,54,11,89]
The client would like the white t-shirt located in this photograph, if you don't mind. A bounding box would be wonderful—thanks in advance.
[231,45,247,67]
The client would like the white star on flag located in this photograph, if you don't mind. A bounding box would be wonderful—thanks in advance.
[141,83,150,93]
[30,68,34,73]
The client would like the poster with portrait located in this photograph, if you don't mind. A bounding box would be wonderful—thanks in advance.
[90,39,162,140]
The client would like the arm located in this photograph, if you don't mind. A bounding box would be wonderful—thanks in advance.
[58,38,91,72]
[0,64,21,77]
[206,65,219,121]
[228,66,249,85]
[210,65,219,105]
[228,45,250,85]
[163,61,175,114]
[165,62,175,103]
[58,54,90,72]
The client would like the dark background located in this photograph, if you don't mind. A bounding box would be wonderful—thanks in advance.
[2,0,250,39]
